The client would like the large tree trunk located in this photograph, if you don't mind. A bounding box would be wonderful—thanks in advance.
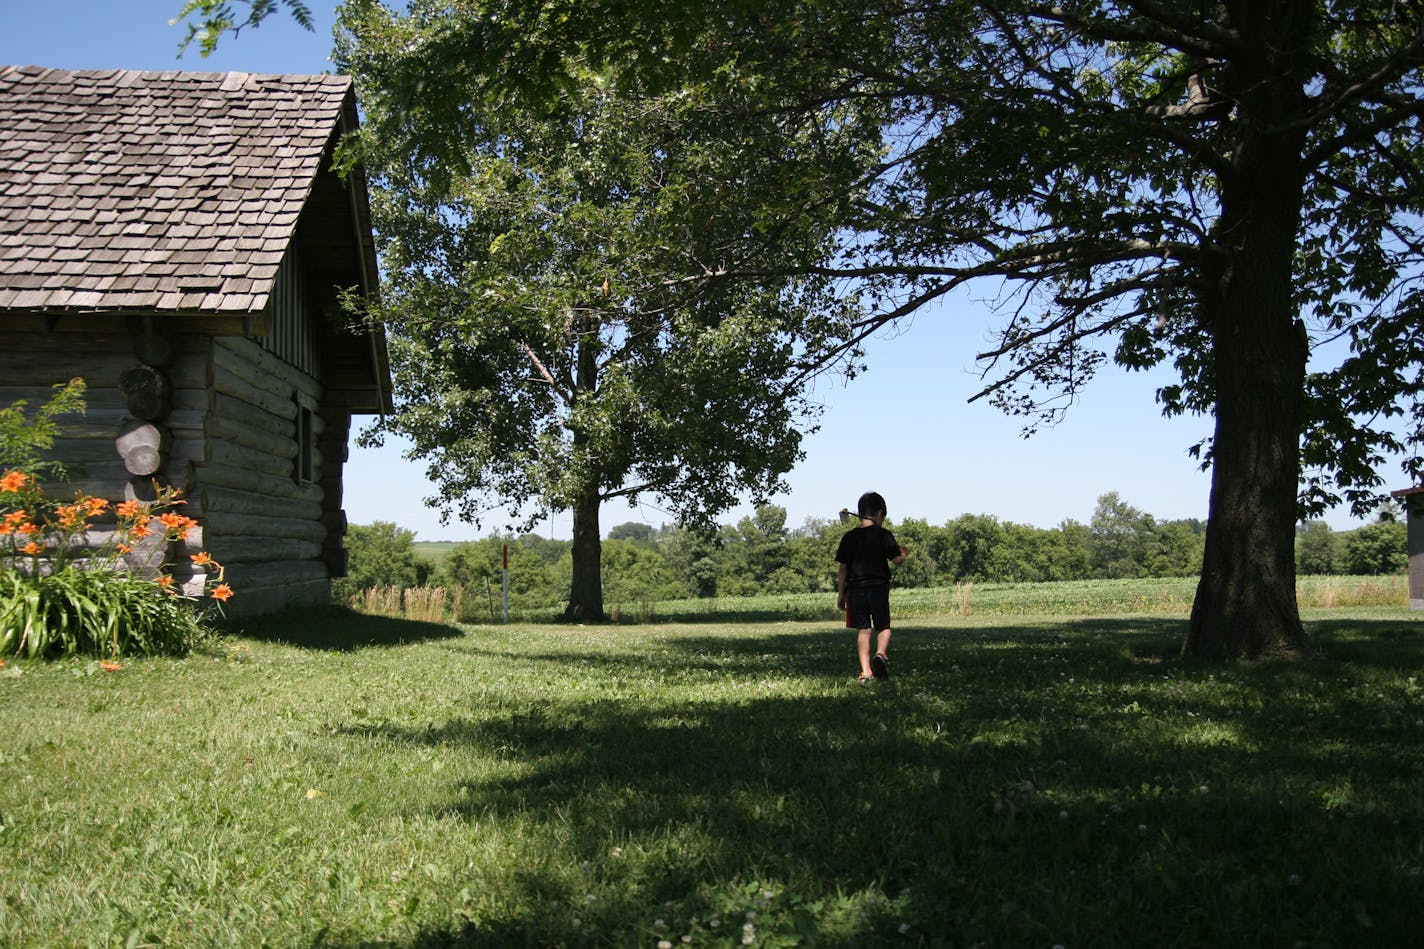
[564,482,604,621]
[1183,1,1312,658]
[1184,307,1309,658]
[563,322,605,622]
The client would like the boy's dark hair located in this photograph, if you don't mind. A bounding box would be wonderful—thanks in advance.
[857,491,887,518]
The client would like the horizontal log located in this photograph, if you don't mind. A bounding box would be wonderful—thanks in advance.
[212,392,293,439]
[1,384,125,413]
[212,337,321,403]
[48,437,122,467]
[201,509,328,544]
[0,331,135,354]
[41,467,136,500]
[209,536,324,563]
[219,578,330,619]
[210,414,298,461]
[0,346,206,388]
[190,461,323,502]
[221,560,329,589]
[197,484,323,521]
[209,362,299,422]
[46,406,206,440]
[206,438,296,479]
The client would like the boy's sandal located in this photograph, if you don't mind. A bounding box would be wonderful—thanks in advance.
[857,674,874,684]
[871,653,890,680]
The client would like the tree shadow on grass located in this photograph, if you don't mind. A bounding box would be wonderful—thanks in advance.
[321,614,1423,947]
[225,605,465,651]
[1304,617,1424,667]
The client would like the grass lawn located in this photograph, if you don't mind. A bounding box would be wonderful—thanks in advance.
[1,606,1421,947]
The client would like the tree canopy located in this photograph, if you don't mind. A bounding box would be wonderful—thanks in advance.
[333,0,874,619]
[352,0,1424,655]
[180,0,1424,652]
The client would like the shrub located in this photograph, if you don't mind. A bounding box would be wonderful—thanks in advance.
[0,470,232,658]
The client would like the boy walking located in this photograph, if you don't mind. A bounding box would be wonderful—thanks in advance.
[836,491,907,682]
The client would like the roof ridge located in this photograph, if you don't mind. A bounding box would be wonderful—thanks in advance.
[0,64,350,83]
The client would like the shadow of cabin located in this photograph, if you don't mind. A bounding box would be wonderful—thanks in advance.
[0,65,392,616]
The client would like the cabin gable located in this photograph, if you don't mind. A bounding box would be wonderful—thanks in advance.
[0,65,390,617]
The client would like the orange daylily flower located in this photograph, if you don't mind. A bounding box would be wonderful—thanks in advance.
[190,551,213,566]
[56,504,87,529]
[128,523,152,539]
[85,497,109,516]
[116,499,144,518]
[117,543,133,555]
[0,470,31,493]
[15,522,38,536]
[210,584,234,603]
[157,513,198,539]
[101,661,122,672]
[19,541,42,556]
[154,575,175,589]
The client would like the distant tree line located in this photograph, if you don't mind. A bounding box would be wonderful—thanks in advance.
[334,493,1408,617]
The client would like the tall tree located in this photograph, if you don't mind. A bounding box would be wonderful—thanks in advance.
[401,0,1424,655]
[333,1,872,619]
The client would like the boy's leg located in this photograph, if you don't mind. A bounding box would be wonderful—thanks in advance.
[857,628,874,679]
[868,586,892,679]
[870,629,892,679]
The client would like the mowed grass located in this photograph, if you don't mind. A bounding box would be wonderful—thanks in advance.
[1,605,1422,947]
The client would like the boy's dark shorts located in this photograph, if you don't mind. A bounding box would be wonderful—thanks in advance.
[845,584,892,632]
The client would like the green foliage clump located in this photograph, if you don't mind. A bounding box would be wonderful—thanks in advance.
[0,568,210,659]
[0,377,85,480]
[332,521,431,602]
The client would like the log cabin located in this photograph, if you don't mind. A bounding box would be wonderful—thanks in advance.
[0,65,391,616]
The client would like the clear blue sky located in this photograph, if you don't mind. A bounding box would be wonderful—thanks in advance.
[1,0,1384,539]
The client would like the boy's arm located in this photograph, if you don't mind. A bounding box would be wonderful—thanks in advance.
[836,563,848,608]
[887,532,908,565]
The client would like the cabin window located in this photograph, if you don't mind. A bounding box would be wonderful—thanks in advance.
[296,405,315,483]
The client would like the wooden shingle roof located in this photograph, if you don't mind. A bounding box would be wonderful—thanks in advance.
[0,65,354,314]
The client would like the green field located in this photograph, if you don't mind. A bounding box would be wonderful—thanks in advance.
[413,541,465,562]
[533,574,1408,625]
[1,594,1421,946]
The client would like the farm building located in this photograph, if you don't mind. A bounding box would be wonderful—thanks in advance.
[1390,486,1424,610]
[0,65,391,615]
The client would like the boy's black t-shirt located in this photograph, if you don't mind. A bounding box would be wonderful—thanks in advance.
[836,524,900,588]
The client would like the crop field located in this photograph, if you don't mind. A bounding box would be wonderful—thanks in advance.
[582,574,1408,626]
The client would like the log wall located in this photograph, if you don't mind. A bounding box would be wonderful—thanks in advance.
[1,324,355,618]
[196,335,334,616]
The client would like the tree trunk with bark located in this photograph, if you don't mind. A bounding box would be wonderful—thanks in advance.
[1183,0,1313,658]
[564,481,605,621]
[563,321,606,622]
